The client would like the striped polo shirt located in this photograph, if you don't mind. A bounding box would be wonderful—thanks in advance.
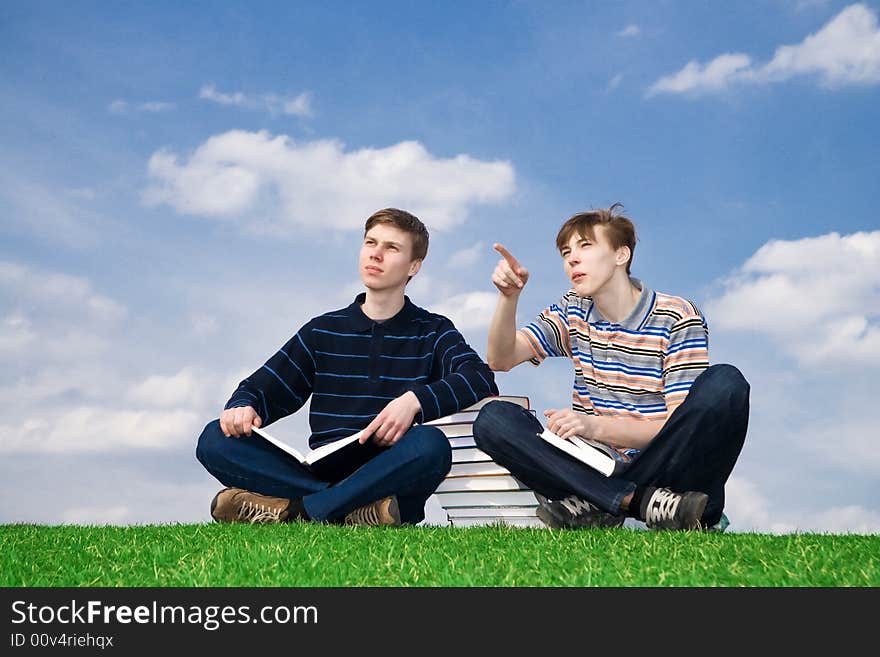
[225,293,498,449]
[520,279,709,427]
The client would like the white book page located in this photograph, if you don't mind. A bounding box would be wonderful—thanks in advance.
[302,430,365,465]
[537,429,614,476]
[251,426,306,463]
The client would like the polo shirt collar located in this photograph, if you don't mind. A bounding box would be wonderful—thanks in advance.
[586,278,654,331]
[345,293,417,332]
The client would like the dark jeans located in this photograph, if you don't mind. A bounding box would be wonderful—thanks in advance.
[196,422,451,524]
[472,364,749,526]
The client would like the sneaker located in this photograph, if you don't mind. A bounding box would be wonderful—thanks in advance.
[535,493,625,529]
[210,487,298,524]
[643,488,708,530]
[343,496,401,527]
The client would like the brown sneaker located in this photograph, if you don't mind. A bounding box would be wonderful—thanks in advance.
[343,496,401,527]
[210,487,297,524]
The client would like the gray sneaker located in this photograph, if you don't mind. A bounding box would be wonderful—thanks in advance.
[535,493,625,529]
[643,488,708,530]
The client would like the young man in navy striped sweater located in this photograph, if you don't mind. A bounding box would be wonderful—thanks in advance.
[197,208,498,526]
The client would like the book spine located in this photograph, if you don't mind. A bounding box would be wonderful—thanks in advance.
[450,447,493,463]
[434,490,539,507]
[436,474,530,493]
[446,506,539,518]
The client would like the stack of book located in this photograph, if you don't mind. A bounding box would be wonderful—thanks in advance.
[425,395,543,528]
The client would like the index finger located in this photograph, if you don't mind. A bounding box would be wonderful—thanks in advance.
[360,416,381,444]
[494,243,523,272]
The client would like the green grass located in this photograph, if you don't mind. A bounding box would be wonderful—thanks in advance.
[2,523,877,587]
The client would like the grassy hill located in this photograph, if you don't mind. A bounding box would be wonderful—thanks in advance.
[3,523,877,587]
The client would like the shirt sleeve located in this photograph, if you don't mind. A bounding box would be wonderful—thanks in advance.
[410,318,499,423]
[663,305,710,415]
[518,295,572,366]
[224,321,316,426]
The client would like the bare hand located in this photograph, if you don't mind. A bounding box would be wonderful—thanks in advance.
[491,244,530,297]
[220,406,262,438]
[360,391,423,447]
[544,408,600,441]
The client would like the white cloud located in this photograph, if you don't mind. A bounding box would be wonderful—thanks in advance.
[799,415,880,476]
[761,3,880,85]
[617,24,641,38]
[0,260,221,456]
[702,231,880,534]
[0,313,35,353]
[724,477,786,533]
[431,291,497,330]
[448,241,485,268]
[0,261,126,366]
[0,261,126,323]
[649,3,880,95]
[62,505,131,525]
[809,505,880,533]
[108,99,175,113]
[607,73,624,91]
[724,477,880,534]
[705,230,880,367]
[199,84,314,117]
[127,367,206,408]
[0,407,202,454]
[648,54,753,95]
[405,273,456,309]
[144,130,516,234]
[189,312,219,336]
[0,176,106,248]
[66,187,97,200]
[138,101,175,112]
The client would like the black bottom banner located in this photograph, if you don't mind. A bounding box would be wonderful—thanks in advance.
[0,587,869,652]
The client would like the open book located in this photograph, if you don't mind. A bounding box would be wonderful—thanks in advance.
[251,426,366,475]
[537,429,635,477]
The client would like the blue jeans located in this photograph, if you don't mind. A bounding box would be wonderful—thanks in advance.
[196,422,451,524]
[472,364,750,526]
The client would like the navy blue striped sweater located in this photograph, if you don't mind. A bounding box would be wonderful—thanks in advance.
[225,293,498,449]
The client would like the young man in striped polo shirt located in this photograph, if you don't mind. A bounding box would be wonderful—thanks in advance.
[197,208,497,526]
[473,204,749,530]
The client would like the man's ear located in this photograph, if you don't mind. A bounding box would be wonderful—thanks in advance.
[409,259,423,277]
[615,246,631,268]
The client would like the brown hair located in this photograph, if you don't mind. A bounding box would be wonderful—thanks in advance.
[364,208,429,261]
[555,203,637,274]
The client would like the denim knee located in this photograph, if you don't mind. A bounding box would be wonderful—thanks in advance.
[473,400,520,451]
[688,364,750,413]
[404,425,452,474]
[195,419,225,469]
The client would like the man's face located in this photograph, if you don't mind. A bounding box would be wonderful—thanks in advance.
[560,225,627,297]
[359,223,422,291]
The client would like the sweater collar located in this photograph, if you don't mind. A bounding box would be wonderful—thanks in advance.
[345,293,417,332]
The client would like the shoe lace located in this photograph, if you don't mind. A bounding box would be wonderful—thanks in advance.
[345,501,382,526]
[237,500,282,524]
[645,489,680,526]
[559,496,595,517]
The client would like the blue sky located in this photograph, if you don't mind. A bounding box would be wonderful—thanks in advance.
[1,1,878,532]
